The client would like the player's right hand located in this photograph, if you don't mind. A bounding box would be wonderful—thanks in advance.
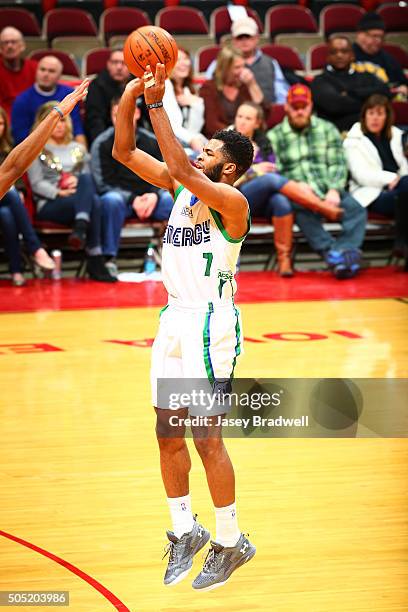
[124,78,145,99]
[58,79,89,116]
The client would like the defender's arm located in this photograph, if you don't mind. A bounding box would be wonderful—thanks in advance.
[0,80,89,200]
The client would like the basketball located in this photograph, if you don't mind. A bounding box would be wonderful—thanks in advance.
[123,26,178,79]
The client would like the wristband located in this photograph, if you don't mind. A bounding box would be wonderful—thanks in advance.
[53,105,64,119]
[147,102,163,110]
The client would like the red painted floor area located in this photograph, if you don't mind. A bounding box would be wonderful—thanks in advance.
[0,268,407,313]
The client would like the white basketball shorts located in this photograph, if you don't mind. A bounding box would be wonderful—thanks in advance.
[151,299,243,409]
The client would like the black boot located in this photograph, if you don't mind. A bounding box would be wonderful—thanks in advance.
[86,255,117,282]
[68,219,88,251]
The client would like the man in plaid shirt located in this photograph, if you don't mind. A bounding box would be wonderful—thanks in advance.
[268,84,367,278]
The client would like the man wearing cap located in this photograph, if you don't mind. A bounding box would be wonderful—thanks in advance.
[353,12,408,98]
[311,35,390,133]
[268,84,367,279]
[205,17,289,104]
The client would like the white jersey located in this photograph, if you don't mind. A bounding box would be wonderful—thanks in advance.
[161,185,250,305]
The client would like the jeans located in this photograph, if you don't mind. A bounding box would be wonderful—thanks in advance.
[36,174,102,251]
[292,191,367,252]
[370,175,408,246]
[0,187,41,273]
[369,175,408,216]
[101,189,174,257]
[240,173,292,218]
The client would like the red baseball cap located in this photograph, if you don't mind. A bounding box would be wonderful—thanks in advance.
[287,84,312,108]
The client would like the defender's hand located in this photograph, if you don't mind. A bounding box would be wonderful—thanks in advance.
[58,79,89,116]
[143,63,166,105]
[124,77,145,99]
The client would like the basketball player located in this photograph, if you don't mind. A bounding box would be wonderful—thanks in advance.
[0,80,88,200]
[113,64,256,591]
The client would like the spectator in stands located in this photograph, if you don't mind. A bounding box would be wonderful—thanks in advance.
[28,102,115,282]
[268,84,367,279]
[11,56,85,146]
[85,48,130,144]
[200,47,268,139]
[90,97,173,276]
[0,105,54,286]
[205,17,289,104]
[0,27,37,118]
[311,36,390,133]
[344,94,408,270]
[233,102,343,276]
[163,47,206,158]
[353,13,408,98]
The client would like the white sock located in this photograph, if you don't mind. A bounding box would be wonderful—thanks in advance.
[215,502,241,547]
[167,494,194,538]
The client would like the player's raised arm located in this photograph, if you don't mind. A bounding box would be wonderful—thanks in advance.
[143,64,250,224]
[0,79,89,200]
[112,78,175,193]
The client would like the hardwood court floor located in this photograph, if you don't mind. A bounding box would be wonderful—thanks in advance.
[0,287,407,611]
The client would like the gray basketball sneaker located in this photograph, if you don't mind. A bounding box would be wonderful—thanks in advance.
[162,517,210,586]
[192,533,256,591]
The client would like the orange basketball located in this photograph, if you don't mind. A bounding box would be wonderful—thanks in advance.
[123,26,178,79]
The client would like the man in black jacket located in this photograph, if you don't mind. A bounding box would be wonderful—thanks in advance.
[311,35,390,132]
[90,98,173,273]
[85,48,130,144]
[353,12,408,98]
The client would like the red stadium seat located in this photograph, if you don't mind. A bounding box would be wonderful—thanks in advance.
[382,43,408,69]
[82,47,112,76]
[195,44,221,73]
[29,49,80,77]
[155,6,209,35]
[308,43,329,71]
[261,44,305,71]
[378,4,408,32]
[320,4,366,38]
[265,6,318,40]
[100,7,150,44]
[210,7,263,41]
[266,104,285,129]
[0,8,41,37]
[392,101,408,126]
[43,8,98,42]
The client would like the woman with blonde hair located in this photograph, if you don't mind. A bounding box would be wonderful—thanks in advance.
[28,101,115,282]
[199,46,269,139]
[0,105,54,285]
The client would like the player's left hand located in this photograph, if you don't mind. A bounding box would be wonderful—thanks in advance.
[143,63,166,105]
[124,77,145,99]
